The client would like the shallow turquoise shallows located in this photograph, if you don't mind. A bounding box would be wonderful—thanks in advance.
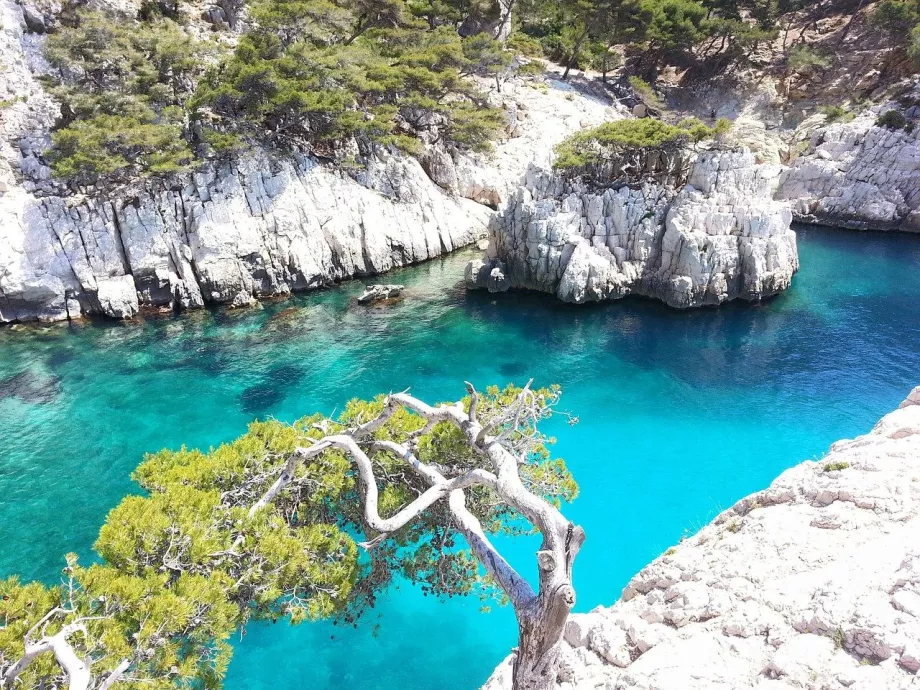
[3,225,920,689]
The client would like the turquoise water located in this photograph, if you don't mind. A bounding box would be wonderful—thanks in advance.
[2,224,920,688]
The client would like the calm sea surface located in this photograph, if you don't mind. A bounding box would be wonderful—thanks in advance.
[2,225,919,689]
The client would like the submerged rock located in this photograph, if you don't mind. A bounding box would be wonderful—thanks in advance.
[357,284,405,303]
[0,369,61,404]
[484,386,920,690]
[466,149,798,308]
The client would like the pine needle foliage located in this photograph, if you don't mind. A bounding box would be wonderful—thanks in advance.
[553,116,731,169]
[43,10,218,186]
[0,384,577,688]
[192,0,510,154]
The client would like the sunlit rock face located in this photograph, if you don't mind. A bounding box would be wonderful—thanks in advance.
[466,148,798,308]
[485,386,920,690]
[778,115,920,232]
[0,0,623,323]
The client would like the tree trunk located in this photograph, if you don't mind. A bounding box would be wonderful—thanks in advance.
[562,29,589,80]
[510,524,584,690]
[511,589,576,690]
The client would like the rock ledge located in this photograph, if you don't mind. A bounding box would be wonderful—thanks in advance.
[485,387,920,690]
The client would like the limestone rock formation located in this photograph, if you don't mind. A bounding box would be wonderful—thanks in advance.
[778,114,920,232]
[484,388,920,690]
[466,149,798,308]
[0,0,618,323]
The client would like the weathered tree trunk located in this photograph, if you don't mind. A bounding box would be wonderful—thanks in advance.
[512,523,584,690]
[512,594,575,690]
[275,384,586,690]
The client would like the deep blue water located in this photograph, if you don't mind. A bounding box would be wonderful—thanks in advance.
[2,225,920,689]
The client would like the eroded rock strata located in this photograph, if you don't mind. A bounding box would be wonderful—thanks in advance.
[485,388,920,690]
[778,115,920,232]
[466,149,798,308]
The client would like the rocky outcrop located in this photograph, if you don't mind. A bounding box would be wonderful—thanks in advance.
[0,0,618,323]
[484,388,920,690]
[0,150,495,322]
[466,149,797,308]
[778,114,920,232]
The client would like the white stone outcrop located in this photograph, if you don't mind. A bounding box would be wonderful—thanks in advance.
[485,387,920,690]
[778,115,920,232]
[0,0,618,323]
[467,149,798,308]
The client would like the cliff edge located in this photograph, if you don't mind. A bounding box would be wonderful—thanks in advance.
[485,388,920,690]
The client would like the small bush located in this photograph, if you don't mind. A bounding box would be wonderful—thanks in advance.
[818,105,855,123]
[629,76,665,111]
[553,117,731,170]
[507,31,543,58]
[664,547,677,556]
[725,519,741,533]
[822,461,851,472]
[516,60,545,77]
[876,109,907,129]
[787,45,830,72]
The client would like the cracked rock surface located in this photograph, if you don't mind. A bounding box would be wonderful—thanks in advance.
[777,115,920,232]
[466,149,798,308]
[485,387,920,690]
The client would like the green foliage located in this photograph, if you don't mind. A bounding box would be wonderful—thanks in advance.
[553,116,730,169]
[818,104,855,123]
[192,0,509,154]
[871,0,920,36]
[49,114,192,185]
[786,44,830,72]
[876,109,907,129]
[43,10,218,186]
[641,0,708,52]
[1,384,578,686]
[629,75,665,110]
[822,461,851,472]
[507,31,544,57]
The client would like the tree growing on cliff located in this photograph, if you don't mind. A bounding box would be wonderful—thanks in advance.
[263,382,584,690]
[1,384,580,690]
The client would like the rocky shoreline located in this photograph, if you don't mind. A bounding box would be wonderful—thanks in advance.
[777,115,920,233]
[0,0,620,324]
[485,388,920,690]
[4,0,920,323]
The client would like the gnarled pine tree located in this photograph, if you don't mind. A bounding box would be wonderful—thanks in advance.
[1,383,580,690]
[249,381,584,690]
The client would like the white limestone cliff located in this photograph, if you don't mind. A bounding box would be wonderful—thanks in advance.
[466,149,798,308]
[0,0,617,323]
[778,114,920,232]
[484,387,920,690]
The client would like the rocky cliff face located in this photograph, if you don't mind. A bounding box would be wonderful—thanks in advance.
[485,388,920,690]
[778,114,920,232]
[0,0,617,323]
[466,149,798,308]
